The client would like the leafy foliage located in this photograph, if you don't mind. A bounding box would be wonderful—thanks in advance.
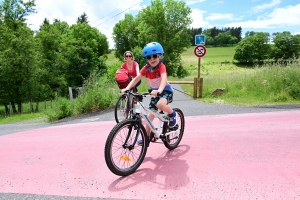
[113,0,192,76]
[46,97,74,121]
[234,31,300,64]
[234,32,271,63]
[272,31,300,60]
[113,14,140,61]
[0,0,109,114]
[74,73,119,114]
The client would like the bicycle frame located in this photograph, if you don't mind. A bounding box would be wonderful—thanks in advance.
[133,93,180,140]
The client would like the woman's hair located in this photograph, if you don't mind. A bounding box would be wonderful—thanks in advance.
[123,51,135,61]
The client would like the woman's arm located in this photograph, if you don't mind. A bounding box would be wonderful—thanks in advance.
[122,74,143,93]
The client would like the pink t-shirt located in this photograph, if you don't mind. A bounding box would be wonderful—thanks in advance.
[121,61,138,77]
[140,62,173,92]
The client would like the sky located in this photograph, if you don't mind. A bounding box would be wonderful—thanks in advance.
[9,0,300,48]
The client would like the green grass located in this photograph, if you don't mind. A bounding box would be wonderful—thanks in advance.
[0,100,55,124]
[0,112,47,124]
[180,58,300,106]
[1,46,299,124]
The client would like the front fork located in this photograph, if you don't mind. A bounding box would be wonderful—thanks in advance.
[122,115,143,150]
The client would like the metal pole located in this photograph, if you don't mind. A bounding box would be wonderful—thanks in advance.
[198,57,201,79]
[197,57,203,98]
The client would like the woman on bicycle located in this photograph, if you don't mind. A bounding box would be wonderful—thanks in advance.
[121,51,141,93]
[122,42,177,145]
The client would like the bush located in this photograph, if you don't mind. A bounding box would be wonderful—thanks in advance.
[106,61,123,81]
[74,72,120,114]
[46,98,73,122]
[287,82,300,100]
[176,65,189,78]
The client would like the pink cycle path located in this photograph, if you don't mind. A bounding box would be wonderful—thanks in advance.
[0,110,300,199]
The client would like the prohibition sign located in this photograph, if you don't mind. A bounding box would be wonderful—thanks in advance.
[194,45,206,57]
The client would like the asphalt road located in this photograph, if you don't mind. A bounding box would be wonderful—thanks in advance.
[1,84,300,136]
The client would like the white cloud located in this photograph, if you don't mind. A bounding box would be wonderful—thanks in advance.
[184,0,205,5]
[206,13,234,21]
[190,8,210,28]
[212,1,224,5]
[225,4,300,29]
[251,0,281,13]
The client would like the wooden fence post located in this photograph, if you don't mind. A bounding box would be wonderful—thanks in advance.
[193,77,197,98]
[68,87,73,102]
[198,78,203,98]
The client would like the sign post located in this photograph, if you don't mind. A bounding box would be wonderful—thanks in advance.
[194,44,206,98]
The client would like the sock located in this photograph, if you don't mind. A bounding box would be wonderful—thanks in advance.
[168,110,176,117]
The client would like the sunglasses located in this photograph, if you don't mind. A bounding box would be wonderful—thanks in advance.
[125,55,132,58]
[146,54,159,60]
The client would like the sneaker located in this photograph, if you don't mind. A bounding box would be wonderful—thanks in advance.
[137,136,150,146]
[137,139,143,146]
[168,112,177,127]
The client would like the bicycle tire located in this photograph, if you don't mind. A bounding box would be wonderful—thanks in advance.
[163,108,185,150]
[104,119,148,176]
[114,94,134,123]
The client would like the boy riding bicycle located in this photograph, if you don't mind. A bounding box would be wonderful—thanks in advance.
[121,42,177,145]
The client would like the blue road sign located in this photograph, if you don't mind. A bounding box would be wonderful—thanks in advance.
[195,34,206,45]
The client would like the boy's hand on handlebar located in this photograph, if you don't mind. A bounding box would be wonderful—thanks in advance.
[151,90,161,97]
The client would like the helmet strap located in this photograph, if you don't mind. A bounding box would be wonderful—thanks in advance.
[146,60,161,72]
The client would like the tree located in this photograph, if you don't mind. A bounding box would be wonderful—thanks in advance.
[215,32,237,46]
[63,23,109,86]
[35,20,68,99]
[188,27,202,45]
[271,31,300,60]
[0,0,37,113]
[77,12,89,24]
[234,37,256,63]
[0,0,36,29]
[136,0,192,76]
[234,32,271,63]
[202,29,214,45]
[112,14,140,61]
[244,31,256,37]
[0,24,38,113]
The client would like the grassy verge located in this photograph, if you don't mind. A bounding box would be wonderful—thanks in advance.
[180,61,300,106]
[1,46,299,124]
[0,112,47,124]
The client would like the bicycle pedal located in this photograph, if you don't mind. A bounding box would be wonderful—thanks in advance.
[150,132,157,142]
[150,137,158,142]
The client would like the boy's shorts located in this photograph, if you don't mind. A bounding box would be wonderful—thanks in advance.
[149,90,173,111]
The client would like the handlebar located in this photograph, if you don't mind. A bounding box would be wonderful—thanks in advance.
[122,89,163,102]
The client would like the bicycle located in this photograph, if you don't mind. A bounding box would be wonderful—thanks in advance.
[114,88,135,123]
[105,90,185,176]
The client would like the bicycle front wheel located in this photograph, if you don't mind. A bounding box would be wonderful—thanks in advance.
[104,119,148,176]
[114,95,133,123]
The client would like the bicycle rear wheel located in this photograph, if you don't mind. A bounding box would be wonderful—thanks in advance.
[163,108,185,150]
[114,94,133,123]
[104,119,148,176]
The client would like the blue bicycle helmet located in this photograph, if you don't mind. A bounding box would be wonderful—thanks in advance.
[142,42,164,58]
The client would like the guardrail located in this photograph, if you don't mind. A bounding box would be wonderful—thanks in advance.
[169,77,203,98]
